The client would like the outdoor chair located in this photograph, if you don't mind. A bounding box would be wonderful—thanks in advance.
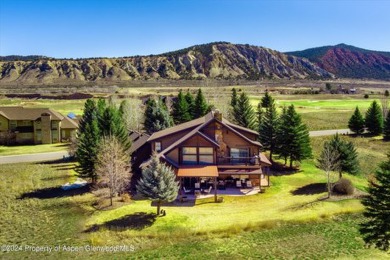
[183,186,192,194]
[246,180,252,188]
[236,180,242,188]
[203,186,212,194]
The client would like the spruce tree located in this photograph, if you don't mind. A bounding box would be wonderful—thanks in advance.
[278,105,312,168]
[258,100,279,161]
[192,88,209,118]
[144,98,173,134]
[172,90,191,124]
[360,155,390,251]
[78,99,97,134]
[384,112,390,141]
[348,107,365,135]
[136,153,179,215]
[276,107,289,165]
[184,90,195,120]
[100,106,131,151]
[261,90,274,108]
[328,134,360,178]
[365,101,384,136]
[76,114,100,183]
[232,92,256,130]
[231,88,238,107]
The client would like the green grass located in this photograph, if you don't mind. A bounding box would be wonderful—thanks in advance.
[1,156,387,259]
[0,143,69,156]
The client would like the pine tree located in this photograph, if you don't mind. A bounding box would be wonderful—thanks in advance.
[365,101,384,136]
[360,155,390,251]
[328,134,360,178]
[144,98,173,134]
[348,106,365,135]
[136,153,179,215]
[231,88,238,107]
[276,107,289,165]
[172,90,191,124]
[192,88,209,118]
[76,114,100,183]
[78,99,97,134]
[258,100,279,161]
[261,90,274,108]
[184,90,195,120]
[278,105,312,168]
[384,112,390,141]
[232,92,256,130]
[256,102,264,130]
[100,106,131,151]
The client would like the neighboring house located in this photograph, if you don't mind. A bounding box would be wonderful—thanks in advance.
[139,110,271,195]
[0,106,78,145]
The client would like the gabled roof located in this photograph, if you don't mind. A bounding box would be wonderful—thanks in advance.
[129,132,150,154]
[61,116,78,129]
[0,106,64,121]
[222,118,259,136]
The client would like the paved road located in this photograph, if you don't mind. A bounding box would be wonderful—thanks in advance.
[309,129,350,137]
[0,129,349,164]
[0,151,69,164]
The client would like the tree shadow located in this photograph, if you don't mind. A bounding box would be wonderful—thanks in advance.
[84,212,156,233]
[19,185,90,199]
[291,183,327,195]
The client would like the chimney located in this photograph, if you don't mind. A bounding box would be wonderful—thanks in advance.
[214,109,222,121]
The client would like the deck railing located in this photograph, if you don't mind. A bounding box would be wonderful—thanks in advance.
[216,156,260,166]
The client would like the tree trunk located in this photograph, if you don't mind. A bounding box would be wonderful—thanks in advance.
[289,158,293,169]
[339,171,343,180]
[157,200,161,215]
[269,150,273,162]
[327,172,331,198]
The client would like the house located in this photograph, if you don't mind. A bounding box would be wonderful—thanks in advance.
[0,106,78,145]
[140,110,271,198]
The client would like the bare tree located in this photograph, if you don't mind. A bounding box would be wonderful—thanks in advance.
[119,98,144,132]
[95,136,131,206]
[380,91,389,120]
[317,142,341,198]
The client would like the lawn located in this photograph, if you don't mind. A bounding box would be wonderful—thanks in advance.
[0,152,387,258]
[0,143,69,156]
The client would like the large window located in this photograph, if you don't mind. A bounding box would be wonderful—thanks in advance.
[182,147,197,165]
[230,148,249,163]
[182,147,214,165]
[155,142,162,152]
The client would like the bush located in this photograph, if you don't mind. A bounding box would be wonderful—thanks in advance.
[364,94,369,99]
[121,193,132,202]
[333,178,354,195]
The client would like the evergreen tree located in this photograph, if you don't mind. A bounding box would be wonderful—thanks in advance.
[78,99,97,134]
[360,155,390,251]
[384,112,390,141]
[231,88,238,107]
[278,105,312,168]
[136,153,179,215]
[261,90,274,108]
[100,106,131,151]
[76,114,100,183]
[276,107,289,165]
[172,90,191,124]
[348,106,365,135]
[365,101,384,136]
[258,100,279,161]
[96,98,107,129]
[232,92,256,130]
[144,98,173,134]
[328,134,360,178]
[192,88,209,118]
[184,90,195,120]
[256,102,264,129]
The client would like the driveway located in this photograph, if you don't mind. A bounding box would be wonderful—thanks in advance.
[309,129,350,137]
[0,151,69,164]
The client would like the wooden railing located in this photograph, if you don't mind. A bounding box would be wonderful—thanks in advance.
[216,156,261,166]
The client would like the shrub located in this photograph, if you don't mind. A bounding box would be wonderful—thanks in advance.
[333,178,354,195]
[364,94,369,99]
[121,193,132,202]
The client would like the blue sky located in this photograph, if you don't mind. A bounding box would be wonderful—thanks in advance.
[1,0,389,58]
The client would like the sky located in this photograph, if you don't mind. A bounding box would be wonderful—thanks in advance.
[0,0,389,58]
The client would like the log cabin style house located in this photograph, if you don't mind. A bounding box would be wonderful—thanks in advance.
[140,110,272,199]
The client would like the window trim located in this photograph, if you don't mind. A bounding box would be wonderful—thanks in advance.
[181,146,214,165]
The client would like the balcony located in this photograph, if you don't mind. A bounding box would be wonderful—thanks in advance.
[216,156,261,167]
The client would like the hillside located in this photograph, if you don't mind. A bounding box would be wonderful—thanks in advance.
[0,43,333,85]
[287,44,390,80]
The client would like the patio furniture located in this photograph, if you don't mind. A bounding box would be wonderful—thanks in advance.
[194,182,201,190]
[246,180,252,188]
[183,186,192,194]
[236,180,242,188]
[203,186,212,194]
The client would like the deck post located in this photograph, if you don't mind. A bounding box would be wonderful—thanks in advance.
[214,177,217,202]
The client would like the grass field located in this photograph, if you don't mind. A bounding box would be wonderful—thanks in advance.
[1,137,388,259]
[0,143,69,156]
